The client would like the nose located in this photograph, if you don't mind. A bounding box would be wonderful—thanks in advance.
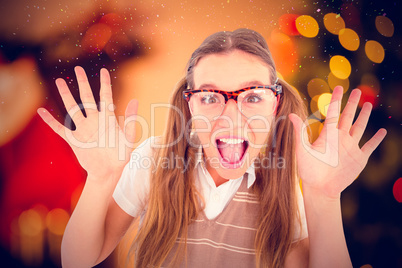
[217,99,243,122]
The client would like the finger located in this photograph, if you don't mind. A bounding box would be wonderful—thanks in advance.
[74,66,97,114]
[323,86,343,128]
[350,102,372,142]
[361,128,387,156]
[124,99,139,144]
[289,113,310,149]
[99,68,113,111]
[37,108,68,142]
[56,78,85,124]
[338,88,361,131]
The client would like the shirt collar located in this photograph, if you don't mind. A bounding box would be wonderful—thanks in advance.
[195,146,256,189]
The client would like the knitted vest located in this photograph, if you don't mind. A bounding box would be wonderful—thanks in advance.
[162,176,259,267]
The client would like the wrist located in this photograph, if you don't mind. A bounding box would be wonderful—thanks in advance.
[302,184,341,210]
[85,170,122,194]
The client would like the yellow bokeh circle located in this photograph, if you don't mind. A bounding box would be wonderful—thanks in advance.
[365,40,385,63]
[339,28,360,51]
[296,15,319,38]
[317,93,333,117]
[329,55,351,79]
[323,13,345,35]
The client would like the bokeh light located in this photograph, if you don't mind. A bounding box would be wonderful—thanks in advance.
[328,72,349,93]
[295,15,319,38]
[279,14,300,36]
[339,28,360,51]
[365,40,385,63]
[307,78,330,98]
[393,178,402,203]
[81,23,113,54]
[323,13,345,35]
[329,55,351,79]
[268,29,298,77]
[361,73,380,94]
[46,208,70,236]
[307,118,323,142]
[375,16,394,37]
[18,209,44,237]
[310,95,320,114]
[356,85,379,108]
[317,93,333,117]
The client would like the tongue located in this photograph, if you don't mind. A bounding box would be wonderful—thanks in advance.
[217,141,245,163]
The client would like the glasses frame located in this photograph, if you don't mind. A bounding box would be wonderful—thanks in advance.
[182,85,283,119]
[182,85,282,103]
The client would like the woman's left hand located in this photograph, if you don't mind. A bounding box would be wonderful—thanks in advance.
[289,86,387,199]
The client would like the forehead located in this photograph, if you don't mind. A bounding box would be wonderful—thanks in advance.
[193,50,272,90]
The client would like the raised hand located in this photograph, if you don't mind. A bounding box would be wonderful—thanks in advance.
[38,66,138,180]
[289,86,387,199]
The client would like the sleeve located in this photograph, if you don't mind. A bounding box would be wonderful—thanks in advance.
[112,137,157,217]
[293,182,309,242]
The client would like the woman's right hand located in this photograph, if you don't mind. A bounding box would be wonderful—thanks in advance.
[38,66,138,181]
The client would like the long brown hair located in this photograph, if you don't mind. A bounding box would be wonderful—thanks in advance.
[130,29,308,268]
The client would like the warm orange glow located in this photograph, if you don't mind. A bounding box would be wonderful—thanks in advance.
[328,72,349,93]
[375,16,394,37]
[307,118,323,143]
[18,209,43,236]
[329,55,351,79]
[295,15,319,38]
[268,29,298,78]
[310,95,320,114]
[365,40,385,63]
[307,78,330,98]
[81,23,113,53]
[46,208,70,236]
[323,13,345,35]
[279,14,300,36]
[339,28,360,51]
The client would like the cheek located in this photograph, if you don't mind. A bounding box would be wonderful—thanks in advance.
[246,115,275,149]
[192,118,214,147]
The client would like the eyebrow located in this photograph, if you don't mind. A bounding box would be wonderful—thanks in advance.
[198,80,267,90]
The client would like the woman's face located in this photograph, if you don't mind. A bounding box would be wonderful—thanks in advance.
[192,49,277,183]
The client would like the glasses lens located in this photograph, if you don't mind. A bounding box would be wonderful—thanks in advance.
[238,89,277,117]
[188,92,225,118]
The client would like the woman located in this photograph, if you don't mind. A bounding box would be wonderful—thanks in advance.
[38,29,387,267]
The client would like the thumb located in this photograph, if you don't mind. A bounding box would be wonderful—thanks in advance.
[124,99,138,144]
[289,113,310,150]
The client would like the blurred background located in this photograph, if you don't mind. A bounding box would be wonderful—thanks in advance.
[0,0,401,267]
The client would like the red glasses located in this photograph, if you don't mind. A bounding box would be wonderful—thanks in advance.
[183,85,282,119]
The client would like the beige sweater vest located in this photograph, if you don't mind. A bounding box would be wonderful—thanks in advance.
[162,176,259,267]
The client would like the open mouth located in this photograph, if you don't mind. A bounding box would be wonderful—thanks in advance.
[216,137,249,168]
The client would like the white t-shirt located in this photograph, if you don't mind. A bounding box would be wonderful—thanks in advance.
[113,137,308,242]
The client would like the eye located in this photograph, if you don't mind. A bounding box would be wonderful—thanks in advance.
[243,93,263,103]
[201,94,220,104]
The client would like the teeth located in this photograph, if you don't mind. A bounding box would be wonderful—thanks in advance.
[218,138,244,144]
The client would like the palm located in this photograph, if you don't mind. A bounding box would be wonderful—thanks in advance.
[38,67,138,180]
[289,86,387,199]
